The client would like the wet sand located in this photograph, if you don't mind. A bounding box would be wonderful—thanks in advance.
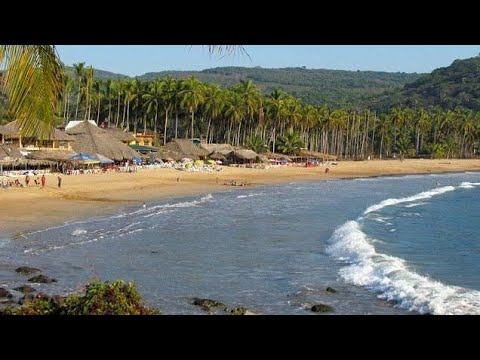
[2,159,480,237]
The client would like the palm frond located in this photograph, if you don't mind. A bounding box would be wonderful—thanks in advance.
[206,45,251,60]
[0,45,64,138]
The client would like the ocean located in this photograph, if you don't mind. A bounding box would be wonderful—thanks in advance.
[1,172,479,314]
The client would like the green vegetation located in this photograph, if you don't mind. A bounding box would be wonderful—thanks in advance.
[75,66,420,108]
[0,45,64,137]
[3,280,160,315]
[372,56,480,111]
[44,64,480,159]
[4,54,480,160]
[276,128,304,155]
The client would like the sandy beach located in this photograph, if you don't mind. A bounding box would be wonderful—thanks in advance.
[2,159,480,237]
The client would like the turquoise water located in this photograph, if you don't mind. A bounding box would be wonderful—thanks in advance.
[1,172,479,314]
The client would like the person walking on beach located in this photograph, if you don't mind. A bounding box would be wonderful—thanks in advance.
[41,174,46,188]
[25,175,30,187]
[57,175,62,189]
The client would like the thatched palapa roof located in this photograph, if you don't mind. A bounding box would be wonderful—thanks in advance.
[299,150,337,161]
[0,144,23,160]
[265,152,292,161]
[163,139,209,160]
[0,120,74,141]
[26,150,76,161]
[200,143,235,155]
[66,120,141,161]
[233,149,259,160]
[103,127,136,143]
[0,124,18,137]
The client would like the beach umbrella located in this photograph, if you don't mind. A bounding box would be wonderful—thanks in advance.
[94,154,114,164]
[69,152,96,161]
[132,156,142,165]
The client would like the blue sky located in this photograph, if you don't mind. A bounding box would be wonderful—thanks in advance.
[56,45,480,77]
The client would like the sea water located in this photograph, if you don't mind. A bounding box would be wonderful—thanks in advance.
[1,172,479,314]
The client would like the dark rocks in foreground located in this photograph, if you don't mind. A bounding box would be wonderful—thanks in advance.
[15,267,41,275]
[311,304,334,313]
[192,298,254,315]
[28,275,57,284]
[192,298,225,312]
[230,306,248,315]
[0,288,13,299]
[13,285,36,294]
[326,287,337,293]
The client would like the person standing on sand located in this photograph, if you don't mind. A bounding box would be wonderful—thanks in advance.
[41,174,46,188]
[57,175,62,189]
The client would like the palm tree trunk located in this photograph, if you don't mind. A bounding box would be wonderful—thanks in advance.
[75,83,81,119]
[116,94,121,127]
[163,109,169,146]
[175,108,179,139]
[191,111,195,140]
[96,98,101,125]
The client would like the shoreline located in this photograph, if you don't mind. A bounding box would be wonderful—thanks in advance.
[2,159,480,238]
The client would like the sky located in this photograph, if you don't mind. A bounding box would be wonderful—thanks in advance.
[55,45,480,77]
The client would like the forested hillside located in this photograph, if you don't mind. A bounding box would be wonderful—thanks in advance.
[371,56,480,111]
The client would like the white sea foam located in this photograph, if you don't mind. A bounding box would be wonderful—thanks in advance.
[404,202,428,208]
[459,182,480,189]
[236,193,262,199]
[72,229,87,236]
[364,186,455,215]
[327,183,480,314]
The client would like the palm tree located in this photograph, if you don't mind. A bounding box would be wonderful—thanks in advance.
[160,77,177,145]
[276,128,304,155]
[246,134,267,154]
[180,77,205,140]
[73,61,85,120]
[0,45,63,137]
[265,89,287,153]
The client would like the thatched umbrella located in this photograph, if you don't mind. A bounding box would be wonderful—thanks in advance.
[164,139,210,160]
[66,120,141,162]
[300,150,337,161]
[233,149,259,160]
[257,154,270,163]
[200,143,235,155]
[209,152,227,161]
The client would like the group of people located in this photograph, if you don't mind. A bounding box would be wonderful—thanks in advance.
[1,174,63,189]
[24,174,47,188]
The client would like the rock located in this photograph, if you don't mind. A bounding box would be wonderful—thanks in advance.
[230,306,248,315]
[15,266,41,275]
[13,285,36,294]
[311,304,334,313]
[192,298,225,311]
[19,292,36,304]
[326,287,337,293]
[28,275,57,284]
[0,288,13,299]
[51,295,66,307]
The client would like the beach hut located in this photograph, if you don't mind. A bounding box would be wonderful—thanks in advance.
[163,139,209,161]
[66,120,141,162]
[0,120,74,150]
[25,149,76,162]
[232,149,259,163]
[103,127,137,145]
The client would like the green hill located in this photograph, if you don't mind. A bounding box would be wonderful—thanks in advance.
[138,66,421,108]
[65,66,129,80]
[65,65,421,108]
[371,56,480,111]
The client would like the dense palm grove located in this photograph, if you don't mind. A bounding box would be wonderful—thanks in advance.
[19,62,480,158]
